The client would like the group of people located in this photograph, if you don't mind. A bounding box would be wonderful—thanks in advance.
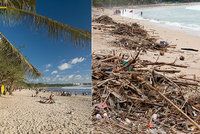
[60,91,72,96]
[115,9,143,17]
[60,91,88,96]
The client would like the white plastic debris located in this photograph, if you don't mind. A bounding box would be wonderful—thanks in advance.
[103,112,108,118]
[152,114,158,122]
[125,118,131,124]
[96,114,102,120]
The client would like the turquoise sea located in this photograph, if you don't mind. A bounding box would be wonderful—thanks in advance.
[121,4,200,33]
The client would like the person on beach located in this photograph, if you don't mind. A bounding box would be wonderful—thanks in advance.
[35,89,39,97]
[141,11,143,17]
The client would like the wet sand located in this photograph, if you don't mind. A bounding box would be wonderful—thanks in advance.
[0,90,92,134]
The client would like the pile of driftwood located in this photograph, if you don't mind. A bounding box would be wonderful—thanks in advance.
[92,51,200,133]
[94,15,173,51]
[94,15,117,25]
[113,23,147,37]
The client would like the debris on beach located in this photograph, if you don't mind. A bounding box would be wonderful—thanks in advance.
[92,51,200,133]
[93,14,200,133]
[181,48,199,52]
[94,15,117,25]
[113,23,147,37]
[94,15,173,51]
[180,56,185,61]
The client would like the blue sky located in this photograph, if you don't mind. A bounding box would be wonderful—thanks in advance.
[0,0,91,84]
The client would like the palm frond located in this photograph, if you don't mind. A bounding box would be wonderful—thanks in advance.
[0,0,36,12]
[0,6,91,47]
[0,32,41,77]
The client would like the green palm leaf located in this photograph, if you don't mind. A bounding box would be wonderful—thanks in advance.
[0,0,36,12]
[0,0,91,46]
[0,32,41,77]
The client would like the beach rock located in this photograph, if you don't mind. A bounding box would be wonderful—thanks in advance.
[180,56,185,61]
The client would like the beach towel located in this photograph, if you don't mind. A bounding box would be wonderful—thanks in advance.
[1,84,5,94]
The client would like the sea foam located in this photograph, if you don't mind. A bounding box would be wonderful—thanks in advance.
[121,8,200,33]
[186,5,200,11]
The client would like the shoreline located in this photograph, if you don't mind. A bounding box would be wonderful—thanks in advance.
[120,6,200,37]
[104,2,200,9]
[92,7,200,78]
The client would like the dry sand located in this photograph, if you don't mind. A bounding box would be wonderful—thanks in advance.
[92,7,200,78]
[0,90,92,134]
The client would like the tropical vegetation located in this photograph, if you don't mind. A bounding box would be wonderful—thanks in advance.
[0,32,41,94]
[0,0,91,95]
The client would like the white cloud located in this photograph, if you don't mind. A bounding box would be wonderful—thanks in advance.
[45,69,49,72]
[46,64,51,68]
[71,57,85,64]
[58,63,71,71]
[51,70,58,75]
[68,75,74,79]
[75,75,82,79]
[57,57,85,71]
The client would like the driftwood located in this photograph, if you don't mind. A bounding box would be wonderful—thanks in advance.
[93,15,200,134]
[93,52,200,133]
[143,61,188,68]
[154,68,181,73]
[141,79,200,130]
[181,48,199,52]
[94,15,117,25]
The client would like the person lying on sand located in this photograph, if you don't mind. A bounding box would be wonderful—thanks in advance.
[39,93,55,104]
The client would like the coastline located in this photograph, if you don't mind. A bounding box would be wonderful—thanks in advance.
[0,90,92,133]
[92,7,200,78]
[106,2,200,9]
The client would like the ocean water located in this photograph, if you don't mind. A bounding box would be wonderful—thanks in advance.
[121,5,200,33]
[47,86,91,95]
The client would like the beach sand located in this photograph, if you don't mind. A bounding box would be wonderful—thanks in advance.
[0,90,92,134]
[92,7,200,78]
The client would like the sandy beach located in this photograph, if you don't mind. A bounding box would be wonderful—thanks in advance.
[92,6,200,78]
[0,90,92,134]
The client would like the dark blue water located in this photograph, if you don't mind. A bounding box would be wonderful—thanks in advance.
[47,87,91,95]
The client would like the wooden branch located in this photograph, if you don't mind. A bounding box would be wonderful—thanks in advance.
[141,80,200,130]
[154,68,181,73]
[144,61,188,68]
[177,77,200,83]
[110,119,133,133]
[101,56,118,62]
[181,48,198,52]
[172,80,200,87]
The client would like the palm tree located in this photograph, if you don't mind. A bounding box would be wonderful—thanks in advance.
[0,32,41,94]
[0,0,91,94]
[0,32,41,77]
